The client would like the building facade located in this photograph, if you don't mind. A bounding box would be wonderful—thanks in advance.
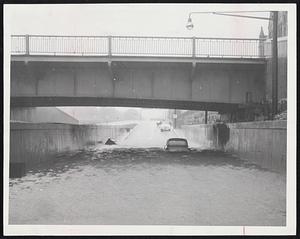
[265,11,288,110]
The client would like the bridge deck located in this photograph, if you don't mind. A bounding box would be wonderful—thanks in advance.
[10,35,267,111]
[11,55,266,64]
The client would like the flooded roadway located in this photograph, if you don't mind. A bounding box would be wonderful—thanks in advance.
[9,121,286,226]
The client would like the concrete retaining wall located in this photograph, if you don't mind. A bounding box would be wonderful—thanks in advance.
[10,122,136,166]
[225,120,287,174]
[11,107,79,124]
[180,120,287,173]
[180,124,217,149]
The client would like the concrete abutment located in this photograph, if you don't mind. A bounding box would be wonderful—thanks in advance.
[180,120,286,174]
[9,122,136,178]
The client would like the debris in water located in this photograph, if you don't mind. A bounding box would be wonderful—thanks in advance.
[105,138,117,145]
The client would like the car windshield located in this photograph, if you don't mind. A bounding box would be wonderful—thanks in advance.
[167,139,188,146]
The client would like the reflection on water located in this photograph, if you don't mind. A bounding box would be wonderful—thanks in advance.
[9,147,286,226]
[12,148,263,179]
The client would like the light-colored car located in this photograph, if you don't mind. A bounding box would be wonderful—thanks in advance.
[164,138,189,152]
[159,123,171,132]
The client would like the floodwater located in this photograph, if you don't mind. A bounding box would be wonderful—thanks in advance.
[9,121,286,226]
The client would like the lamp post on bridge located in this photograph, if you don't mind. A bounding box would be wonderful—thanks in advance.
[186,11,278,119]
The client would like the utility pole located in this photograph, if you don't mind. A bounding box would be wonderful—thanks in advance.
[204,110,208,124]
[271,11,278,118]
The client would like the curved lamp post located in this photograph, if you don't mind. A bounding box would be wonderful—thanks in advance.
[186,11,278,119]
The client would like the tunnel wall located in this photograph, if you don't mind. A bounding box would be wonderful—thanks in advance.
[180,120,287,173]
[225,120,287,174]
[10,122,136,166]
[11,107,79,124]
[180,124,218,149]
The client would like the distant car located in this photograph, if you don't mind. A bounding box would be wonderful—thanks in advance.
[156,121,162,127]
[159,123,171,132]
[165,138,189,152]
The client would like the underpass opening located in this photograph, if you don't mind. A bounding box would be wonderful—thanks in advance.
[53,106,225,150]
[10,105,227,178]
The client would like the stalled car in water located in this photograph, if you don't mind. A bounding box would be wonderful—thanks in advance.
[165,138,189,152]
[159,123,171,132]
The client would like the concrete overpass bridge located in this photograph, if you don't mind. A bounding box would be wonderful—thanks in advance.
[10,35,267,112]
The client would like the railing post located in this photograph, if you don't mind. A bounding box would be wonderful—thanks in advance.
[108,36,112,57]
[25,34,29,55]
[192,36,196,58]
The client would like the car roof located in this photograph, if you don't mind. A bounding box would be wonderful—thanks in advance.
[167,138,187,142]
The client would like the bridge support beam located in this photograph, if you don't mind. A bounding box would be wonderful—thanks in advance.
[31,65,45,96]
[190,61,197,99]
[107,61,115,97]
[151,72,154,98]
[11,96,240,112]
[73,68,77,96]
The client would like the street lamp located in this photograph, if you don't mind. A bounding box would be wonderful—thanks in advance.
[186,17,194,30]
[186,11,273,30]
[186,11,279,118]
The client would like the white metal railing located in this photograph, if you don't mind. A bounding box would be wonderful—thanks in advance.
[11,35,265,58]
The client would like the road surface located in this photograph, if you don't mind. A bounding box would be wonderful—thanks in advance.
[9,121,286,226]
[118,120,197,148]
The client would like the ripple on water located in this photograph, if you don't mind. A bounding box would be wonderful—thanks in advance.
[9,147,286,226]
